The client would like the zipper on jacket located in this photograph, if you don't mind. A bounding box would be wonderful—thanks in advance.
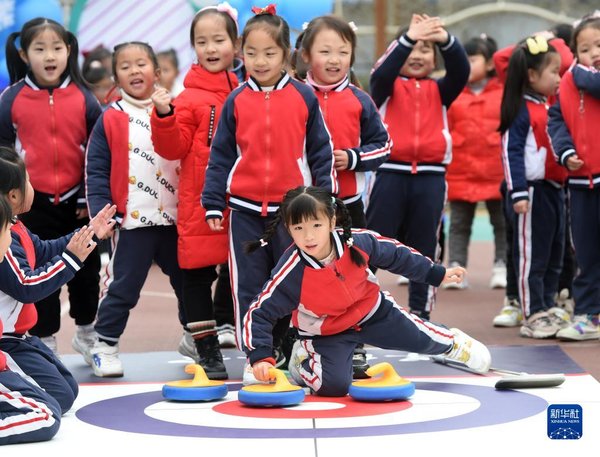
[207,105,216,146]
[49,93,60,204]
[412,80,420,174]
[323,91,329,123]
[262,91,272,215]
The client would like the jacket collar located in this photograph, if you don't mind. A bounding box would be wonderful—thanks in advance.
[246,72,290,92]
[183,64,238,93]
[524,91,547,104]
[25,72,71,91]
[297,230,345,269]
[306,72,349,93]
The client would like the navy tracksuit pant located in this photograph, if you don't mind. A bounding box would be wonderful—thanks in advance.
[294,295,453,397]
[569,187,600,316]
[229,210,293,350]
[95,225,185,342]
[367,172,446,317]
[0,335,78,415]
[0,369,61,445]
[508,182,565,317]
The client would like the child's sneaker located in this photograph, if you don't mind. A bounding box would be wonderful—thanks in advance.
[444,328,491,373]
[519,311,561,339]
[396,275,409,286]
[556,314,600,341]
[40,335,58,355]
[196,335,228,380]
[352,345,370,379]
[216,324,236,348]
[492,298,522,327]
[90,341,123,377]
[178,331,199,362]
[287,340,308,387]
[71,324,98,366]
[489,260,507,289]
[547,306,571,330]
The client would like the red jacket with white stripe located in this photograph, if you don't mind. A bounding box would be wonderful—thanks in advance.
[0,74,101,205]
[370,34,469,174]
[202,73,337,218]
[307,74,391,202]
[242,229,446,364]
[151,65,238,268]
[0,221,81,335]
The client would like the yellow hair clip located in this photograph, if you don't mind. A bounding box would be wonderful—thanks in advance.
[525,36,549,55]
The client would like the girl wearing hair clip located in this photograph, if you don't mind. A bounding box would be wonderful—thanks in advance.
[151,2,241,380]
[202,4,336,385]
[498,35,568,339]
[300,15,392,378]
[242,185,490,396]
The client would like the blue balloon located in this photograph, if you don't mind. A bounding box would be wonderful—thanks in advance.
[0,58,9,92]
[278,0,334,31]
[15,0,63,28]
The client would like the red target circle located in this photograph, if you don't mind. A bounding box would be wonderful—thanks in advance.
[213,395,413,419]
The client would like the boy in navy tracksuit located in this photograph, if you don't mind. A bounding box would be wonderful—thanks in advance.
[243,186,490,396]
[366,15,469,319]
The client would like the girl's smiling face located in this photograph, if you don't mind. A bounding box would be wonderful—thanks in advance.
[288,210,335,260]
[303,28,352,86]
[243,28,286,86]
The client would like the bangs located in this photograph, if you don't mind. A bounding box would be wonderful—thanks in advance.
[285,195,323,226]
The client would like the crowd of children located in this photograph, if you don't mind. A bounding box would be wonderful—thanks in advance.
[0,2,599,444]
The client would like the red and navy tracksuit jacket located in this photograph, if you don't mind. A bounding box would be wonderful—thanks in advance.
[306,74,391,203]
[548,64,600,317]
[243,229,445,365]
[502,94,567,317]
[370,34,470,174]
[0,221,81,335]
[0,74,101,206]
[202,73,337,218]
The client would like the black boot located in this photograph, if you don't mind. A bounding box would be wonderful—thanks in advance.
[195,335,228,380]
[352,344,370,379]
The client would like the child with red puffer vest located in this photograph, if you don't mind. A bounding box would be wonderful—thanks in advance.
[151,4,240,379]
[445,35,506,291]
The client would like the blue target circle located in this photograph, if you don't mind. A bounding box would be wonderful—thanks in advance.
[76,382,547,438]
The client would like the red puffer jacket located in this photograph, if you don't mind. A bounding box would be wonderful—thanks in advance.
[151,65,238,268]
[446,77,504,202]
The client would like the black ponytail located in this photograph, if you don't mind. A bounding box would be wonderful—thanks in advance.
[246,186,365,267]
[5,31,27,84]
[498,38,557,133]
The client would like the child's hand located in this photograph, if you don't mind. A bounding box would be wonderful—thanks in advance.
[513,200,529,214]
[406,14,444,42]
[252,361,275,382]
[333,149,349,170]
[89,204,117,240]
[566,154,584,171]
[151,87,172,115]
[207,218,224,231]
[442,265,467,286]
[66,226,96,262]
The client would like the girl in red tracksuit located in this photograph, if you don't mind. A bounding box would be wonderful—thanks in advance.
[548,13,600,341]
[299,15,391,378]
[202,7,336,385]
[367,14,469,320]
[0,17,102,356]
[243,186,490,397]
[151,4,240,380]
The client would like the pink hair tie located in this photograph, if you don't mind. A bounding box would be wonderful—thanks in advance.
[251,4,277,15]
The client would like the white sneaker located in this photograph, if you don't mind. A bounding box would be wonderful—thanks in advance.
[547,306,571,330]
[444,328,491,373]
[556,314,600,341]
[91,341,124,377]
[287,340,308,387]
[443,262,468,289]
[178,331,199,362]
[40,335,58,355]
[396,275,409,286]
[492,298,522,327]
[71,324,98,366]
[216,324,236,348]
[519,311,561,339]
[489,260,507,289]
